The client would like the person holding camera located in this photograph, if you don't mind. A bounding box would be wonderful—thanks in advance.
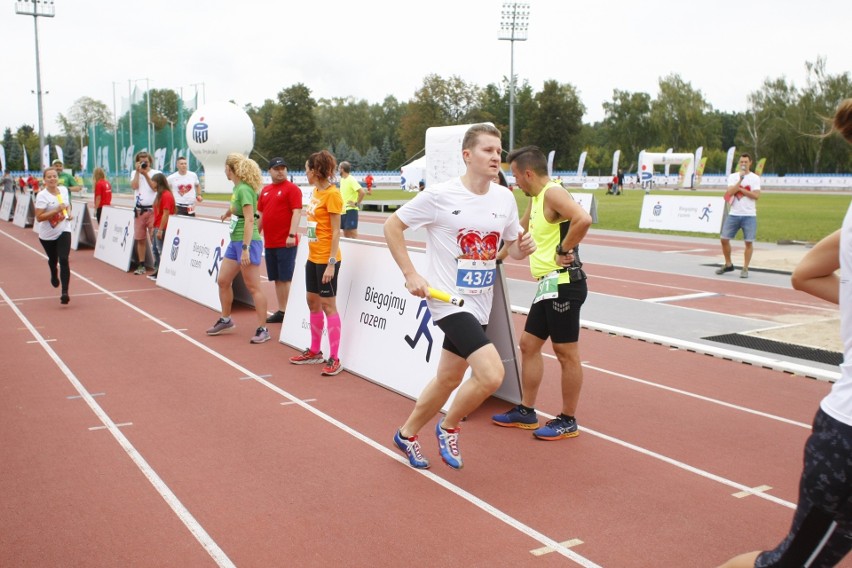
[130,151,161,275]
[492,145,591,442]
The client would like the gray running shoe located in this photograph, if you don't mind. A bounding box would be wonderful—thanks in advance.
[206,318,235,335]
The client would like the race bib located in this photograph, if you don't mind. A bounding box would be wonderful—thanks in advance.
[228,216,238,234]
[307,220,318,242]
[533,271,560,304]
[456,258,496,295]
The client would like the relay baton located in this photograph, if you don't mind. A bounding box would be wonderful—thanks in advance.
[428,287,464,307]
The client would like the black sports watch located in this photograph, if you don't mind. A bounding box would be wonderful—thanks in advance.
[241,243,249,251]
[555,244,572,255]
[288,233,296,238]
[328,257,337,266]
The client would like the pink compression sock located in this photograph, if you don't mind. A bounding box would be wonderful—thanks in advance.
[327,313,341,359]
[310,312,324,353]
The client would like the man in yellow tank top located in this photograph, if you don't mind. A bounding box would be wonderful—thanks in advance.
[493,145,592,440]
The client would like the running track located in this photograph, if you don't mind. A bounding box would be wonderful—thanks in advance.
[1,214,848,567]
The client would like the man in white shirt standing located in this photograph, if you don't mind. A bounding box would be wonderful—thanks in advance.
[130,151,161,275]
[167,156,202,216]
[716,153,761,279]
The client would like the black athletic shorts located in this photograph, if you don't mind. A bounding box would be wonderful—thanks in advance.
[435,311,490,359]
[524,281,588,344]
[305,260,340,297]
[756,408,852,567]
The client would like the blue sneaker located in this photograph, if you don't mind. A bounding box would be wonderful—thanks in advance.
[435,420,463,470]
[393,430,430,469]
[533,415,579,441]
[492,405,539,429]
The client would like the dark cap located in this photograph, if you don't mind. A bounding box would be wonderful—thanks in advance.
[268,157,287,169]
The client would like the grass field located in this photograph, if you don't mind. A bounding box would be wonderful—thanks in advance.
[207,187,851,244]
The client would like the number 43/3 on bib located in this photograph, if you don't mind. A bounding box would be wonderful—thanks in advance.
[456,258,496,295]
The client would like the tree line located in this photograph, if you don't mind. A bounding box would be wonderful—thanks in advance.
[3,57,850,175]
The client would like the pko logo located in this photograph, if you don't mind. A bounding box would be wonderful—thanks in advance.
[653,202,662,216]
[192,121,209,144]
[170,229,181,261]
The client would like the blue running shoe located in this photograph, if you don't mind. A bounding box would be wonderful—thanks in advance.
[533,415,579,441]
[393,430,430,469]
[435,420,463,470]
[492,405,539,429]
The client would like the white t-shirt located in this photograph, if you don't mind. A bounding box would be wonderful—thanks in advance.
[395,177,521,324]
[821,203,852,427]
[167,171,200,206]
[726,171,761,216]
[35,186,71,240]
[131,169,161,207]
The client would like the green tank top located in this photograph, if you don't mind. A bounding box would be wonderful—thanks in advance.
[529,181,572,284]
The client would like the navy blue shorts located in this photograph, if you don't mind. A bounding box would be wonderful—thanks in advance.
[341,209,358,230]
[435,311,490,359]
[265,246,298,282]
[756,408,852,567]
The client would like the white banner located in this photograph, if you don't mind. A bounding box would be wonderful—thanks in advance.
[577,151,587,176]
[69,200,96,250]
[0,192,15,221]
[156,215,254,311]
[547,150,555,178]
[611,150,620,176]
[12,192,34,228]
[22,145,28,171]
[569,192,598,223]
[725,146,736,176]
[81,146,88,171]
[424,124,478,187]
[639,195,726,234]
[41,145,50,169]
[0,144,5,172]
[55,145,64,165]
[281,239,522,411]
[93,206,136,270]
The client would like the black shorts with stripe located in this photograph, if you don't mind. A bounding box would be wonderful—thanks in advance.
[756,408,852,567]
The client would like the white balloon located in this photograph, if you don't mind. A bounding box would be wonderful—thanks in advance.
[186,102,255,194]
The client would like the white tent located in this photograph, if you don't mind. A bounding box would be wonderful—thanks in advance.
[400,157,426,191]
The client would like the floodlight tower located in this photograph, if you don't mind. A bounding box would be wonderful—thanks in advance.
[16,0,55,171]
[498,2,529,153]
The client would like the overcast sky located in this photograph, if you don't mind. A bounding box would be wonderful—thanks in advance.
[2,0,850,138]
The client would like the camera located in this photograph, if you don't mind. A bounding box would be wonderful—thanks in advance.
[141,162,148,169]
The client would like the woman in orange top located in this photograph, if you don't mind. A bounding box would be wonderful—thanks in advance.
[289,150,344,376]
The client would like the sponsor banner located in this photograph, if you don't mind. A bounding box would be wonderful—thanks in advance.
[70,200,96,250]
[12,191,34,228]
[639,195,726,234]
[0,192,15,221]
[156,215,254,311]
[281,239,522,411]
[569,192,598,223]
[93,206,136,271]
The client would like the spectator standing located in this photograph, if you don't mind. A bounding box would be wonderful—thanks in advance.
[338,161,365,238]
[288,150,344,376]
[384,124,536,470]
[34,167,73,305]
[149,173,175,281]
[92,167,112,224]
[52,160,82,193]
[167,156,202,216]
[2,169,13,196]
[206,154,270,344]
[258,157,303,324]
[364,173,374,194]
[130,151,161,275]
[716,153,761,279]
[492,145,591,441]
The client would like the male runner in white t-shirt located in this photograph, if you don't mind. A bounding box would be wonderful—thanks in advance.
[384,123,536,470]
[167,156,202,216]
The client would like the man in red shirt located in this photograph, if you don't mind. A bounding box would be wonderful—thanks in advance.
[365,173,374,194]
[258,157,303,324]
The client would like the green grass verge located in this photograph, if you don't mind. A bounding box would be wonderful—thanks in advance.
[208,187,851,244]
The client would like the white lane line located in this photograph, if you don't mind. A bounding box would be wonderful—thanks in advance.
[733,485,773,499]
[68,392,105,399]
[89,422,133,431]
[531,538,584,557]
[661,248,708,254]
[576,359,812,429]
[0,285,236,568]
[28,338,56,343]
[1,231,601,568]
[281,399,317,406]
[644,292,718,303]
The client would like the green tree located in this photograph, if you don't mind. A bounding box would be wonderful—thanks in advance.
[16,125,38,170]
[245,98,279,166]
[267,83,321,169]
[399,74,481,158]
[3,127,22,170]
[650,74,720,151]
[602,89,653,171]
[523,80,585,170]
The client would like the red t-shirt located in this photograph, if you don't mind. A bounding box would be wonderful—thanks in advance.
[154,190,176,229]
[95,179,112,207]
[258,180,302,248]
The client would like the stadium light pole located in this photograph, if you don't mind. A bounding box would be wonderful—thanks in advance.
[498,2,529,153]
[16,0,55,171]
